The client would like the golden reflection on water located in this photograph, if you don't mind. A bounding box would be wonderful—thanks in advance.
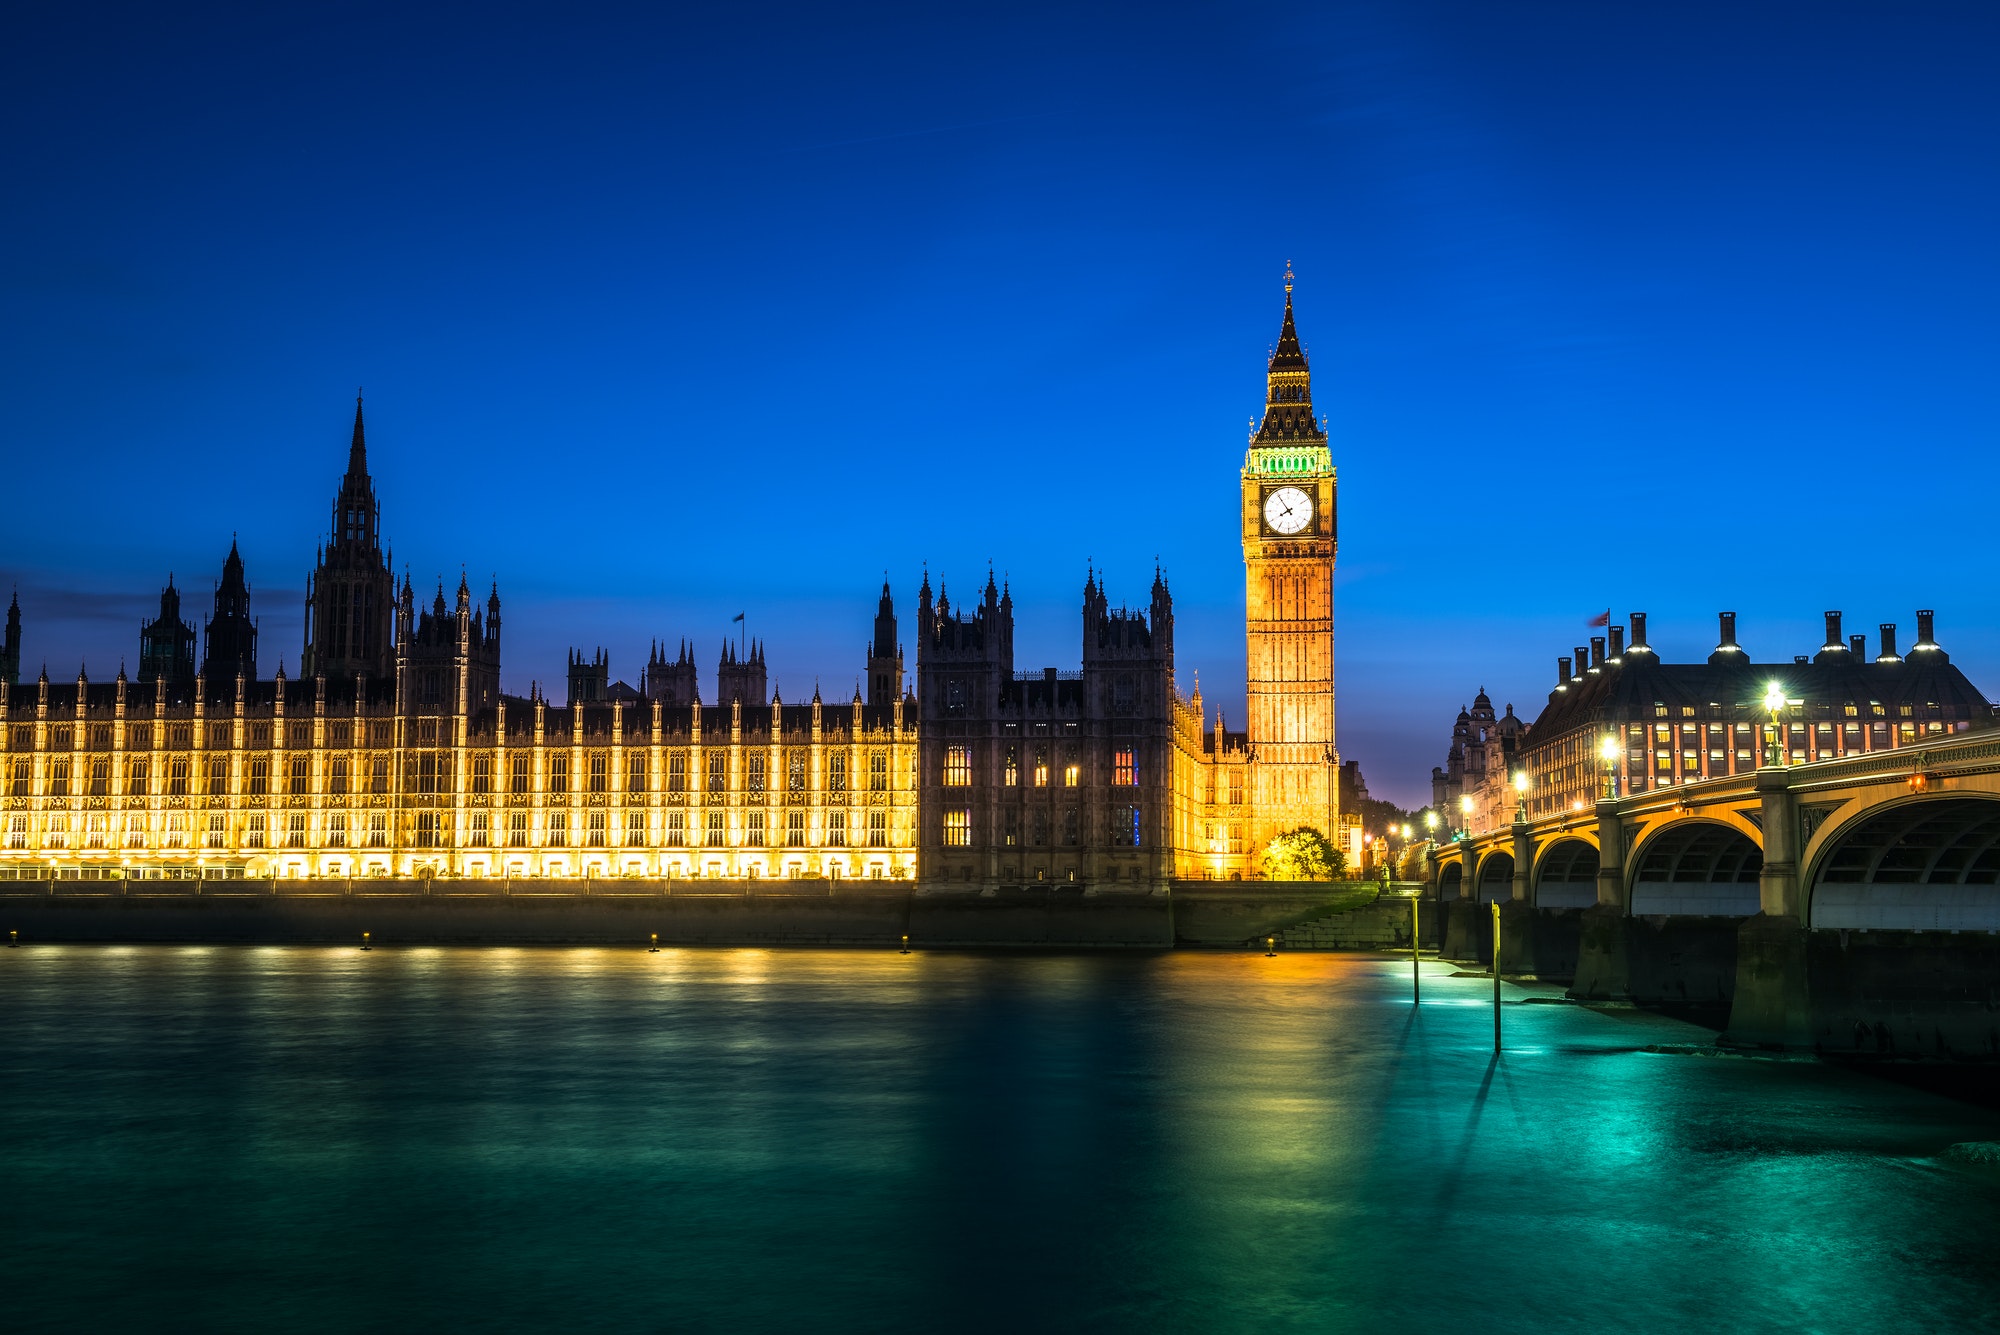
[5,947,2000,1332]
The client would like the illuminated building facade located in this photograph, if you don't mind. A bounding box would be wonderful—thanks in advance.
[1239,269,1339,847]
[0,408,919,882]
[911,276,1344,886]
[1431,689,1526,837]
[2,278,1347,886]
[1519,610,1992,820]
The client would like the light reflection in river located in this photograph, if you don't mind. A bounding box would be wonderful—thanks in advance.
[2,946,1997,1333]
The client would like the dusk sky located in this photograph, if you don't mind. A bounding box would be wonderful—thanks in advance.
[4,1,1997,807]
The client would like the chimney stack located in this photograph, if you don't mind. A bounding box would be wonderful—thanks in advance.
[1629,612,1651,655]
[1849,634,1866,658]
[1877,623,1901,663]
[1557,656,1571,687]
[1590,636,1606,670]
[1608,625,1625,659]
[1573,646,1589,679]
[1709,611,1743,665]
[1911,610,1948,662]
[1815,611,1848,663]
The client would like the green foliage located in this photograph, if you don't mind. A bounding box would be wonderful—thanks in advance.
[1260,826,1347,881]
[1353,795,1415,835]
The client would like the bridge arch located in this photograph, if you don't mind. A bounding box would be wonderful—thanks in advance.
[1475,850,1514,903]
[1628,820,1763,916]
[1809,796,2000,930]
[1438,861,1463,900]
[1533,838,1599,909]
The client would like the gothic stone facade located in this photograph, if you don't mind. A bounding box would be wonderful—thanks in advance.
[0,400,919,881]
[1,280,1343,885]
[911,276,1343,887]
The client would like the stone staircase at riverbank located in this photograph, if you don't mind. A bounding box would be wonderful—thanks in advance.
[1267,891,1424,951]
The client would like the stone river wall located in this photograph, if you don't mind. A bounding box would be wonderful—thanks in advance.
[0,879,1406,949]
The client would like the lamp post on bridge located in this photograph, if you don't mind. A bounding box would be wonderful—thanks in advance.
[1599,733,1620,801]
[1764,681,1788,767]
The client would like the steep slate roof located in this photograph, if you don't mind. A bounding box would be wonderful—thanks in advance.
[1528,652,1992,742]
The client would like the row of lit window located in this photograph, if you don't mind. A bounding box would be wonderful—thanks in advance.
[6,721,403,752]
[6,749,898,799]
[3,807,894,852]
[940,745,1133,788]
[1648,701,1947,720]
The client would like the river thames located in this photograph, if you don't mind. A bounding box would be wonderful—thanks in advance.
[5,946,1999,1333]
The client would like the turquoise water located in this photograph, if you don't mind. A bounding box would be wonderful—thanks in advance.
[5,947,2000,1334]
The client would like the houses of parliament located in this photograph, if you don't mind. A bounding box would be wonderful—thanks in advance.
[0,281,1344,887]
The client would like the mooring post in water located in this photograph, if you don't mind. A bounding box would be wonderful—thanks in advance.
[649,932,658,954]
[900,934,910,955]
[1412,896,1421,1003]
[1491,901,1502,1052]
[361,931,371,952]
[1265,935,1276,957]
[8,928,16,948]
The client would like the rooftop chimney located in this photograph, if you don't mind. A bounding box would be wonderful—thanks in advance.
[1814,611,1849,664]
[1590,636,1606,670]
[1877,623,1901,663]
[1913,609,1944,660]
[1849,633,1866,658]
[1629,612,1652,655]
[1608,625,1625,659]
[1556,656,1572,688]
[1709,611,1743,665]
[1573,646,1589,680]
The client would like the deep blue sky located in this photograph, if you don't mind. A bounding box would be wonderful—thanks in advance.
[4,2,1997,807]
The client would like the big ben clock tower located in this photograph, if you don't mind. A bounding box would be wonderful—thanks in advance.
[1242,267,1338,845]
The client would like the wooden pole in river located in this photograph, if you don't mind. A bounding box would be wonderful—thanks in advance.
[1491,900,1502,1052]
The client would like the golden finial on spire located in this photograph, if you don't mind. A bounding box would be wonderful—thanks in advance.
[1284,260,1294,294]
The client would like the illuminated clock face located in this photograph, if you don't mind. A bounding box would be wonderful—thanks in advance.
[1264,485,1313,535]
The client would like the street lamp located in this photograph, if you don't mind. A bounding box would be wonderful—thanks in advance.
[1599,733,1620,801]
[1763,681,1787,766]
[1459,793,1474,840]
[1512,769,1530,824]
[1423,810,1438,844]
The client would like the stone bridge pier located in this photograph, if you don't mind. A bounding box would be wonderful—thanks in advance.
[1428,728,2000,1056]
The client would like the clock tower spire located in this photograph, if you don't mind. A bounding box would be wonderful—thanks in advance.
[1240,266,1338,852]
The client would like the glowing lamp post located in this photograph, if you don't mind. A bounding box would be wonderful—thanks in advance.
[1423,811,1438,842]
[1512,769,1530,824]
[1458,793,1474,840]
[1599,733,1620,801]
[1763,681,1787,767]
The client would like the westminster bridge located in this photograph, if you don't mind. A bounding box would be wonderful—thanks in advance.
[1425,723,2000,1056]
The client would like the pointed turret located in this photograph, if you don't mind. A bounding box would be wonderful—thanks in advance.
[303,392,396,680]
[2,588,21,687]
[1268,282,1307,372]
[1253,267,1327,446]
[867,578,904,706]
[139,574,197,688]
[347,393,368,479]
[201,541,258,681]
